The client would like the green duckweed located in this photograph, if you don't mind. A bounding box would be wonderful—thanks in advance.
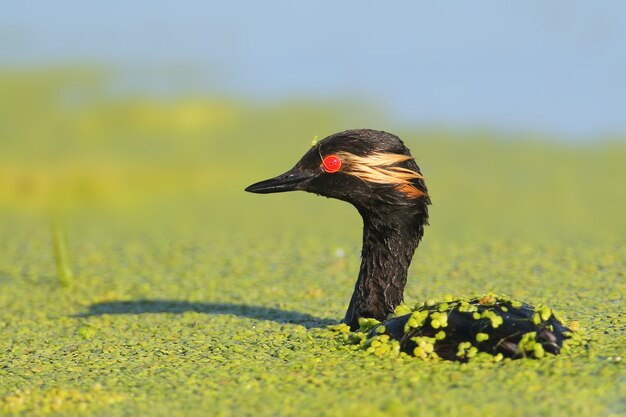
[0,100,624,417]
[332,293,585,362]
[476,333,489,342]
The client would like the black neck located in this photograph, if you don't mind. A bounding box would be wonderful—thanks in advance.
[343,204,427,330]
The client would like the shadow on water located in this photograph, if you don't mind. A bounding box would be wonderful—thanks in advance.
[77,300,335,329]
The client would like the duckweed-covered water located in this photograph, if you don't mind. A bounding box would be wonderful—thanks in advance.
[0,73,624,416]
[1,221,623,417]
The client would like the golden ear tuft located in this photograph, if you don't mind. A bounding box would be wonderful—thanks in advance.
[334,151,426,198]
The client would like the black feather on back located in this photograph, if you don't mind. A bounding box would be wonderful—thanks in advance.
[365,294,571,361]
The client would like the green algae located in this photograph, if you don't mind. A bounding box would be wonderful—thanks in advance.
[0,227,623,417]
[0,75,624,416]
[333,293,580,361]
[1,386,124,414]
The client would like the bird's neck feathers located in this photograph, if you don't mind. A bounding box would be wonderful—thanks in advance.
[343,204,428,330]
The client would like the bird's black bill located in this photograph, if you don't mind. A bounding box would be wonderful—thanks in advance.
[245,168,313,194]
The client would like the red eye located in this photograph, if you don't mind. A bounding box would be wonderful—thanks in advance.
[322,154,342,173]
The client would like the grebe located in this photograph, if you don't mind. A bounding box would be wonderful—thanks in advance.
[246,129,568,360]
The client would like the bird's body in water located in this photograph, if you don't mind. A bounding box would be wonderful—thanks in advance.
[246,129,570,360]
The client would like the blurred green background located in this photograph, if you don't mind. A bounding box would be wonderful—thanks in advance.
[1,68,624,241]
[2,1,626,239]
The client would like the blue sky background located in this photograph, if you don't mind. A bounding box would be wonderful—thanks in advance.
[2,1,625,140]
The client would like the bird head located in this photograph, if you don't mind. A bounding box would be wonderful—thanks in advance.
[245,129,430,215]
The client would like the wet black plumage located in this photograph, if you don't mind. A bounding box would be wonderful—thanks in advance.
[246,129,569,360]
